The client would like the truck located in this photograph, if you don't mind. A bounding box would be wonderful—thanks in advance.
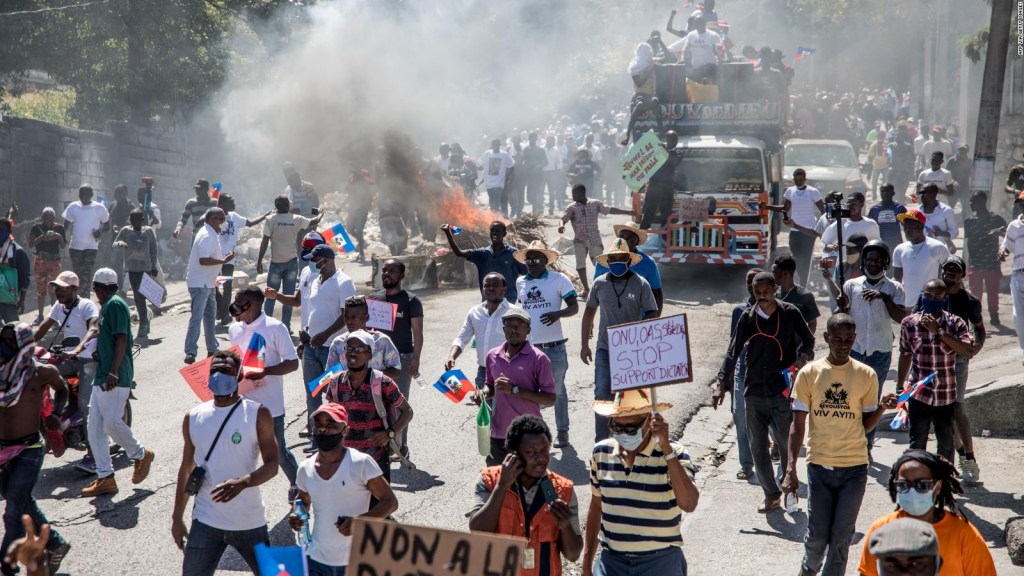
[629,62,787,267]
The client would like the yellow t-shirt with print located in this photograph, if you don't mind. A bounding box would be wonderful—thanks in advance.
[792,357,878,468]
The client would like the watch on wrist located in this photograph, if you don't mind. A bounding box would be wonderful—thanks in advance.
[511,385,521,395]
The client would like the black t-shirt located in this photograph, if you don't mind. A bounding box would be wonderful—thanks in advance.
[948,289,982,328]
[779,284,820,323]
[372,289,423,354]
[29,223,66,260]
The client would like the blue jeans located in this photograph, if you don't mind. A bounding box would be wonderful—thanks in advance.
[850,350,891,450]
[302,345,331,425]
[1,447,66,576]
[543,343,570,433]
[185,287,219,357]
[732,352,753,473]
[802,464,868,576]
[182,519,268,576]
[308,557,347,576]
[273,415,299,486]
[594,348,612,442]
[265,258,298,329]
[594,546,686,576]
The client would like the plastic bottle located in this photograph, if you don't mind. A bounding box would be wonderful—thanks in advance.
[785,492,800,513]
[293,500,312,546]
[414,374,428,390]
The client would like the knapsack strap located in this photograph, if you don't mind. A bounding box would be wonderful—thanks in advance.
[202,400,243,464]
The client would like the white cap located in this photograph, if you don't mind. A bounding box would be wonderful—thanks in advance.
[92,268,118,286]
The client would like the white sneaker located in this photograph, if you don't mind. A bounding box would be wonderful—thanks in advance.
[960,458,981,484]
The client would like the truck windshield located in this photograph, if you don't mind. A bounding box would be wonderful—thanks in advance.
[678,148,763,192]
[784,144,858,169]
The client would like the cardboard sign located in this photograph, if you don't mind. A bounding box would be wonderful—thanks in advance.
[620,129,669,192]
[677,198,711,222]
[608,314,692,392]
[179,346,263,401]
[138,272,165,305]
[366,298,397,332]
[348,517,524,576]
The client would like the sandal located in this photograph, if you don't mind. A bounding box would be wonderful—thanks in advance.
[736,469,753,480]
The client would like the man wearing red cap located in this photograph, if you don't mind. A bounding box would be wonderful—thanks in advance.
[892,209,949,310]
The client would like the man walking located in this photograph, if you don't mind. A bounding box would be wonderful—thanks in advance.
[514,242,578,447]
[257,195,323,331]
[62,184,109,299]
[772,254,821,334]
[767,169,825,285]
[325,295,402,379]
[28,207,66,325]
[918,184,958,253]
[946,145,973,218]
[594,222,664,314]
[184,208,233,365]
[477,139,516,215]
[113,209,159,338]
[215,194,269,325]
[559,185,633,300]
[963,192,1006,325]
[782,314,898,576]
[172,179,218,241]
[725,268,762,480]
[892,209,949,308]
[522,132,549,215]
[171,350,279,576]
[80,268,154,497]
[916,152,955,199]
[867,184,907,259]
[0,217,30,323]
[1000,213,1024,363]
[447,272,511,390]
[543,135,565,215]
[443,221,526,303]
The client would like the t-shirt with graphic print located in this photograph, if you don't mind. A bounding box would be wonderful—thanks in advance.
[792,357,878,468]
[515,270,577,345]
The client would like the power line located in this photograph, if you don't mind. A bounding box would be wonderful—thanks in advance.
[0,0,110,17]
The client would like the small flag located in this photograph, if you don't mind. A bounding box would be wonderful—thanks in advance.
[890,372,937,430]
[215,276,231,288]
[211,182,222,199]
[794,47,816,61]
[780,365,799,398]
[321,223,356,253]
[890,406,909,430]
[254,543,306,576]
[433,369,476,403]
[306,363,344,399]
[450,226,463,235]
[241,333,266,376]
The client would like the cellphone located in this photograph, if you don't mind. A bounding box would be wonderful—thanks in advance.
[782,210,789,221]
[336,515,350,526]
[539,477,558,504]
[311,207,320,215]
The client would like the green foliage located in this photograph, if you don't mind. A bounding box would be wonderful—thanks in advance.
[960,27,990,63]
[6,87,78,127]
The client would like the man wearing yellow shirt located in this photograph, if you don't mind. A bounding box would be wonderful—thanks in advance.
[782,314,899,576]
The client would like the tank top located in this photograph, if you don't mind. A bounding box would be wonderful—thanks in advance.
[189,398,267,531]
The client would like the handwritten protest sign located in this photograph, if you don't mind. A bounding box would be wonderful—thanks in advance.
[348,517,524,576]
[608,314,692,392]
[620,129,669,192]
[677,197,711,222]
[178,346,263,401]
[138,273,165,305]
[366,298,398,332]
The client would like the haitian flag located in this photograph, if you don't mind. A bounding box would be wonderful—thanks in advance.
[794,47,816,60]
[321,223,356,253]
[211,182,222,199]
[254,543,306,576]
[433,369,475,403]
[890,372,937,430]
[306,363,344,399]
[780,365,799,398]
[241,333,266,376]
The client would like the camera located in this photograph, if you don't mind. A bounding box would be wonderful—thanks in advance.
[825,191,851,219]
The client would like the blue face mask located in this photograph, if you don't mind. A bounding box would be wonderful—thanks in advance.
[609,262,629,277]
[896,487,936,517]
[208,371,238,397]
[920,296,945,315]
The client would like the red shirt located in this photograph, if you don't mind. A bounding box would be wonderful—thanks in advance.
[325,371,405,459]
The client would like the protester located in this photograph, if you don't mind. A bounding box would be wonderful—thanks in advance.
[640,131,682,230]
[892,209,950,308]
[283,162,321,220]
[0,323,71,576]
[594,221,664,313]
[514,242,578,447]
[867,130,890,199]
[171,350,279,576]
[477,139,516,215]
[543,135,566,215]
[963,192,1006,325]
[581,238,658,442]
[820,192,881,261]
[714,271,814,513]
[916,153,955,199]
[667,13,724,80]
[257,195,324,331]
[442,220,526,303]
[769,169,825,285]
[919,128,953,172]
[857,450,996,575]
[28,208,66,326]
[896,280,974,461]
[0,217,31,323]
[215,194,270,325]
[448,274,510,390]
[522,132,549,215]
[945,145,973,218]
[291,402,399,576]
[1004,152,1024,219]
[345,168,376,262]
[325,295,402,379]
[113,209,158,338]
[295,231,326,362]
[80,268,154,497]
[184,208,233,365]
[172,179,218,241]
[725,267,762,479]
[559,185,633,300]
[565,149,602,207]
[918,184,958,253]
[782,313,898,576]
[999,212,1024,363]
[867,184,907,259]
[583,389,699,576]
[889,122,917,203]
[469,415,582,576]
[772,254,821,334]
[227,287,301,501]
[62,185,109,299]
[106,184,134,288]
[863,518,941,576]
[322,330,414,482]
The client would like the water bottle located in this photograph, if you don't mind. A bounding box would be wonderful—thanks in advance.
[414,374,428,390]
[293,500,312,546]
[785,492,800,514]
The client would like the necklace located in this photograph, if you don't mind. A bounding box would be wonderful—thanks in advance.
[779,286,796,301]
[611,274,631,308]
[910,241,927,259]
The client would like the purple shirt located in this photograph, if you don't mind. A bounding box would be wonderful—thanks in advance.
[484,341,555,439]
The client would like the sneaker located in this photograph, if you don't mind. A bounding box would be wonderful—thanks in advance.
[184,354,196,365]
[990,313,1001,326]
[46,541,71,575]
[961,458,981,484]
[554,431,569,448]
[74,454,97,474]
[132,449,155,484]
[81,475,118,497]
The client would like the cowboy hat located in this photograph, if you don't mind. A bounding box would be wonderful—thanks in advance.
[513,240,561,265]
[593,389,672,417]
[612,221,649,245]
[594,238,642,268]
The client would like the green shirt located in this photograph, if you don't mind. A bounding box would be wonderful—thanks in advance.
[95,295,134,387]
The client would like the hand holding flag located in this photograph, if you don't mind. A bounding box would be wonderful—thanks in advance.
[781,365,799,398]
[890,373,937,430]
[307,364,344,399]
[433,369,476,403]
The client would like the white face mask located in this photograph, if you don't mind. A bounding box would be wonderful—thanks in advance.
[613,430,644,451]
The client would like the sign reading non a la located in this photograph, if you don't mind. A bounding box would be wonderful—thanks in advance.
[608,314,692,392]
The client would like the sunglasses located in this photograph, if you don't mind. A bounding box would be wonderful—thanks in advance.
[344,345,371,354]
[525,257,545,265]
[608,418,647,435]
[894,479,936,494]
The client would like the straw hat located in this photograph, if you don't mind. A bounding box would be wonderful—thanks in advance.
[612,221,649,245]
[594,237,643,267]
[593,389,673,417]
[513,240,561,265]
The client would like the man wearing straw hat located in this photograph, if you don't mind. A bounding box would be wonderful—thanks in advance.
[594,221,664,314]
[581,239,658,442]
[583,389,699,576]
[514,241,579,448]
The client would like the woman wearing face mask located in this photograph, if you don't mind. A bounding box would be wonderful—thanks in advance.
[857,450,995,575]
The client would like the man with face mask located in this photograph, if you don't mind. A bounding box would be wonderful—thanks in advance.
[227,287,300,502]
[594,222,664,314]
[897,280,974,461]
[0,322,71,576]
[291,402,398,575]
[171,350,279,575]
[583,389,699,576]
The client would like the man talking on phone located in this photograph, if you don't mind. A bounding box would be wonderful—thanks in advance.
[469,415,582,576]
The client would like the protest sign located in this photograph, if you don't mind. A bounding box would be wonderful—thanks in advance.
[348,517,524,576]
[620,129,669,192]
[366,298,398,332]
[138,273,165,305]
[179,345,263,401]
[608,314,692,392]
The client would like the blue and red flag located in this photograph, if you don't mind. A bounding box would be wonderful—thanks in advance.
[254,543,306,576]
[241,333,266,376]
[211,182,222,199]
[321,223,356,254]
[433,369,475,403]
[890,372,937,430]
[795,47,816,61]
[215,276,231,288]
[306,363,344,399]
[780,365,799,398]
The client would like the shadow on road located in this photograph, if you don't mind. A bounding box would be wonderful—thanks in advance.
[548,445,589,485]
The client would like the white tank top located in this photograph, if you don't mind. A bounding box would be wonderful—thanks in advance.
[188,398,267,531]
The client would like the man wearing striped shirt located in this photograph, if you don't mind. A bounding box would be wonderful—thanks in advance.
[583,389,699,576]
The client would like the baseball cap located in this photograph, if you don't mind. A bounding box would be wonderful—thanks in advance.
[311,402,349,424]
[502,306,531,324]
[92,268,118,286]
[868,518,939,558]
[308,244,335,261]
[942,255,966,274]
[897,209,927,225]
[345,329,374,349]
[847,191,866,204]
[843,233,869,252]
[300,231,326,261]
[50,271,80,288]
[194,179,210,189]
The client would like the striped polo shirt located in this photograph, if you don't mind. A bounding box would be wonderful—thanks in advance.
[589,438,697,553]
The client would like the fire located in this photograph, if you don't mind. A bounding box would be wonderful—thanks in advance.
[436,187,503,232]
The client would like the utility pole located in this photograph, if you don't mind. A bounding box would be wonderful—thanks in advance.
[971,0,1013,206]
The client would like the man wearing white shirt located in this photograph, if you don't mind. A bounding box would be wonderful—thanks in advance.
[999,214,1024,362]
[668,14,723,80]
[216,194,269,325]
[544,135,566,214]
[892,209,950,309]
[919,127,954,166]
[916,152,955,197]
[184,208,234,365]
[918,184,958,253]
[767,169,825,286]
[477,139,516,215]
[62,185,110,298]
[820,192,881,257]
[447,273,511,389]
[227,287,301,502]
